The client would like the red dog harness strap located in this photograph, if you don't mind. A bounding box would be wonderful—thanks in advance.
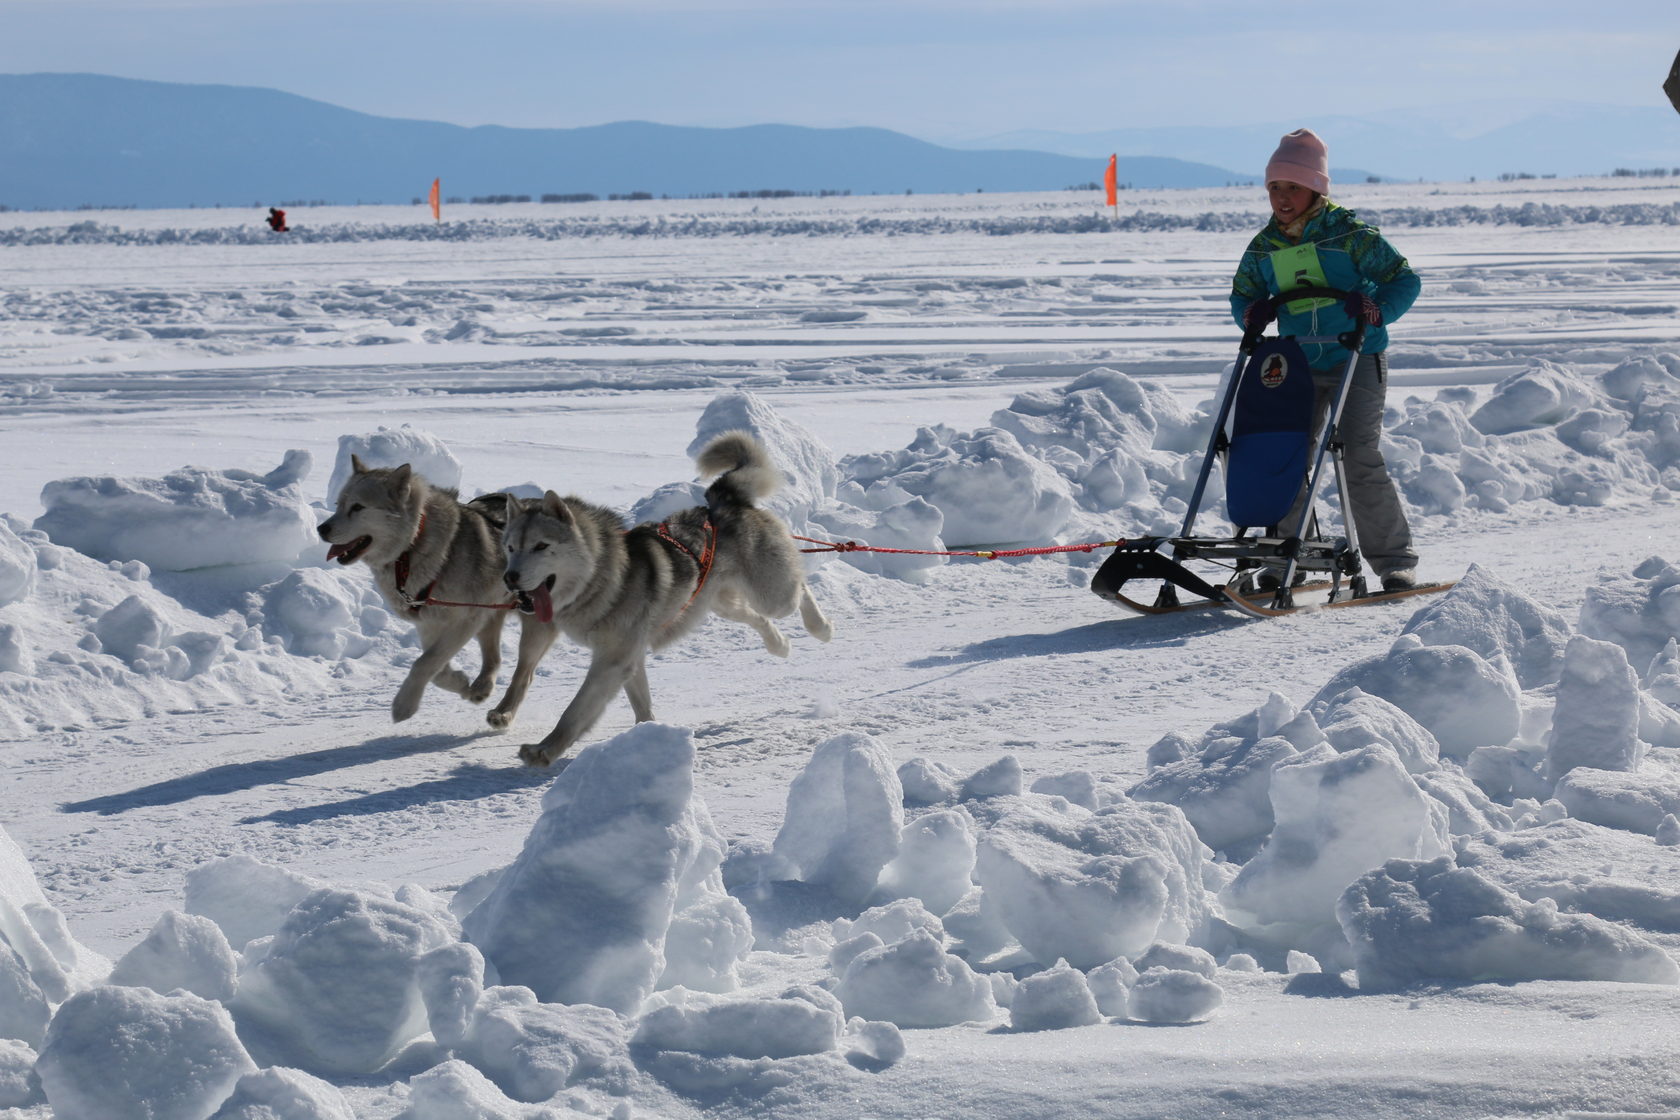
[656,519,717,614]
[392,512,435,612]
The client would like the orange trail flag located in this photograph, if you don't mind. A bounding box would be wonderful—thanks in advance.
[1103,154,1118,208]
[428,178,441,221]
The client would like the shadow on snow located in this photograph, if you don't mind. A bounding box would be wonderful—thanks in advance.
[60,731,546,817]
[905,611,1248,669]
[238,760,554,826]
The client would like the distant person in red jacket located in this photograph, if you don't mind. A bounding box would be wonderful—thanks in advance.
[266,207,289,233]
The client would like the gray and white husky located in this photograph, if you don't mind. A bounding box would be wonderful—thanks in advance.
[318,456,559,729]
[501,431,833,766]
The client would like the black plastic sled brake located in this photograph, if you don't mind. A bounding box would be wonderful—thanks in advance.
[1091,286,1451,619]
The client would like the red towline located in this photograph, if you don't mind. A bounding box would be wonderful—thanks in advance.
[793,535,1126,560]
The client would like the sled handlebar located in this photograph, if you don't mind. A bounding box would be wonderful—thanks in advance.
[1241,286,1370,354]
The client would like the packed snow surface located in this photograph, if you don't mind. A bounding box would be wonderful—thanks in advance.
[4,179,1680,1118]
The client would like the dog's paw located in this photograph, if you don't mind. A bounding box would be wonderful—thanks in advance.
[464,680,495,705]
[518,742,557,767]
[391,693,421,722]
[487,708,514,730]
[432,668,471,697]
[762,625,791,658]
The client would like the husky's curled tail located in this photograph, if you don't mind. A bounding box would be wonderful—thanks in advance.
[699,431,783,515]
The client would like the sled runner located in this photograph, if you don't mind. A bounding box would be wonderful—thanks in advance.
[1091,286,1451,619]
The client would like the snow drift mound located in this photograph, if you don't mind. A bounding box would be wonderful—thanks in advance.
[323,425,460,507]
[232,887,458,1075]
[974,796,1211,970]
[461,722,750,1014]
[34,451,317,573]
[1338,857,1679,991]
[0,826,111,1037]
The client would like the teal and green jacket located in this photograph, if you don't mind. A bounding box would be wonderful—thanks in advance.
[1228,201,1420,370]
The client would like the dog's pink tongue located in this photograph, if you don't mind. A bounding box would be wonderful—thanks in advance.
[325,542,348,561]
[533,583,554,624]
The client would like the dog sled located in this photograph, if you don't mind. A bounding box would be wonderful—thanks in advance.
[1090,286,1451,619]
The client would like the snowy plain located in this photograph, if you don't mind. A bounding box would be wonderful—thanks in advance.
[4,176,1680,1118]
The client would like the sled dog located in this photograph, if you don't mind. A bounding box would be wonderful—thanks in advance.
[501,431,833,766]
[319,457,559,729]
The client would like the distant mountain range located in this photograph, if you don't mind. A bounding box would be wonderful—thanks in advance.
[952,100,1680,184]
[0,73,1251,211]
[3,74,1668,212]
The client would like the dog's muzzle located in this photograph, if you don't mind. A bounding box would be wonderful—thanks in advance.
[506,572,556,622]
[323,531,372,564]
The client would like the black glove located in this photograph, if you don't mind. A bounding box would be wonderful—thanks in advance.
[1242,299,1275,331]
[1344,293,1383,326]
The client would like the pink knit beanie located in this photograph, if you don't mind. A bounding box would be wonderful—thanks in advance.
[1265,128,1330,195]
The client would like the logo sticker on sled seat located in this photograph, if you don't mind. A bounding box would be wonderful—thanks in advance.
[1259,353,1289,388]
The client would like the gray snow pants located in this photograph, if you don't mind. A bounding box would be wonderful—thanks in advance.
[1277,351,1417,577]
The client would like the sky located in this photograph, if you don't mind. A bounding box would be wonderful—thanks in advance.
[1,0,1676,142]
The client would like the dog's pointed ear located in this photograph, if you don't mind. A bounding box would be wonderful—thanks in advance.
[350,453,369,474]
[542,491,571,521]
[391,463,413,489]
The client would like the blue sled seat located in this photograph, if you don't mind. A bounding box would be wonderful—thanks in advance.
[1225,337,1314,530]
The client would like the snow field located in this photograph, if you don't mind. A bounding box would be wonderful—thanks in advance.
[3,182,1680,1117]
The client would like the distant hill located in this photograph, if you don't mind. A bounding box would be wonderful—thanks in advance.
[953,100,1680,183]
[0,73,1254,210]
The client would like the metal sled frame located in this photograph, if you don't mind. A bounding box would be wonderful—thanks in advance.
[1093,287,1372,617]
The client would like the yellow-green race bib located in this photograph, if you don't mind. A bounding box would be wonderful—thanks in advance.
[1268,242,1337,314]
